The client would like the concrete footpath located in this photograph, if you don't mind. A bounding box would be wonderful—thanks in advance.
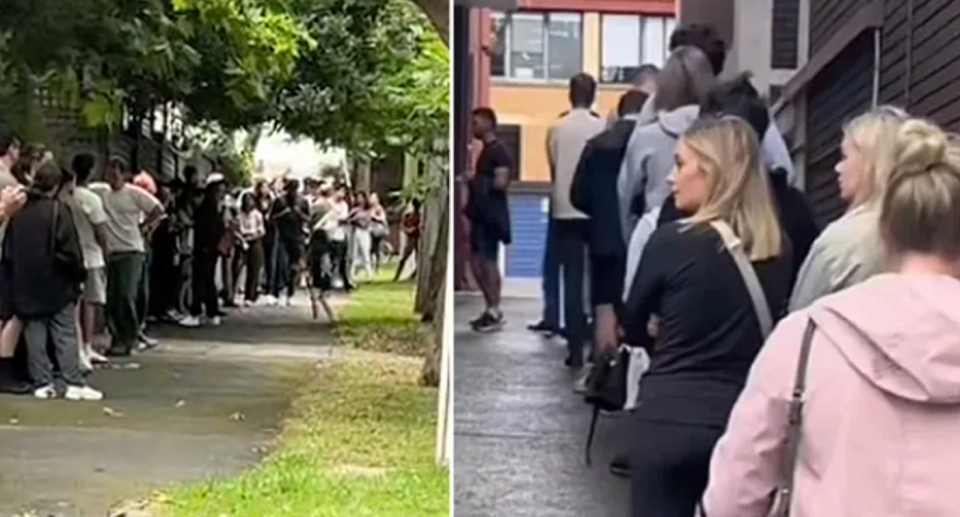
[0,300,333,517]
[454,295,631,517]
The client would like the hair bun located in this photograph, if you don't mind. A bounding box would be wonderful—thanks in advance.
[895,119,948,176]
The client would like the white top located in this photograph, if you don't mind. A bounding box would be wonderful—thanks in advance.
[623,207,661,301]
[239,210,265,241]
[546,108,605,219]
[71,186,109,269]
[89,182,162,254]
[318,200,349,241]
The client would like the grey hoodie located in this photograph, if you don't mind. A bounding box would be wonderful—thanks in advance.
[638,93,799,186]
[617,105,700,244]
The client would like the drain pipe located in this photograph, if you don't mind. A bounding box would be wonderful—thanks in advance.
[872,27,881,107]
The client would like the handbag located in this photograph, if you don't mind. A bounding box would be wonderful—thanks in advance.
[582,347,630,466]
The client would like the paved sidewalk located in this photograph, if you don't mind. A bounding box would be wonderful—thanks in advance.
[454,295,631,517]
[0,301,334,517]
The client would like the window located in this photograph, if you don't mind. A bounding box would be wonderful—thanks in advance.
[771,0,800,69]
[490,11,583,82]
[600,15,676,84]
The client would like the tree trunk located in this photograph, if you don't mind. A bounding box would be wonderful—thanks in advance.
[421,192,448,387]
[413,0,449,45]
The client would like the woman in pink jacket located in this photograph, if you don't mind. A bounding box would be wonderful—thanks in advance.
[703,117,960,516]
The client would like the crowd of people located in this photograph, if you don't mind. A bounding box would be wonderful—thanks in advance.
[0,130,422,402]
[467,21,960,517]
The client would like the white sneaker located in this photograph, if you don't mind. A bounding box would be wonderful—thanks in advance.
[242,300,252,307]
[65,385,103,401]
[208,316,222,327]
[88,349,110,365]
[34,385,57,399]
[79,349,94,373]
[179,315,202,328]
[263,295,277,306]
[282,296,292,307]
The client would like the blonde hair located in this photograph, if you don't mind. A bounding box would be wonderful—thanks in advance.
[842,106,909,209]
[681,117,783,261]
[881,118,960,259]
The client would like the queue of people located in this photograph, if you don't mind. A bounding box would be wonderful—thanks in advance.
[0,129,417,401]
[469,20,960,517]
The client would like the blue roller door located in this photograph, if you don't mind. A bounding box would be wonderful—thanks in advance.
[505,193,549,278]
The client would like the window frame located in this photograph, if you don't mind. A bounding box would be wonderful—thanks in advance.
[598,13,676,85]
[490,10,584,85]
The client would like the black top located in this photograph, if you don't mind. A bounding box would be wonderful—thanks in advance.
[2,197,85,318]
[272,194,310,242]
[624,222,792,428]
[194,195,225,253]
[465,139,512,244]
[570,118,638,305]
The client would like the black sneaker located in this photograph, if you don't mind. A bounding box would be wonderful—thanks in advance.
[469,313,489,328]
[473,312,504,333]
[609,455,631,478]
[527,320,559,335]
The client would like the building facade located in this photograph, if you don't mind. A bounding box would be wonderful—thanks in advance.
[461,0,677,283]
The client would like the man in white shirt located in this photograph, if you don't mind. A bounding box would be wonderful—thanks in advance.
[90,156,164,356]
[68,153,110,369]
[546,73,606,369]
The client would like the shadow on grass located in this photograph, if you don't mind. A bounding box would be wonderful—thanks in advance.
[334,266,431,357]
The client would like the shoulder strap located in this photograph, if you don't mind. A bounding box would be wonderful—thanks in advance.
[709,220,773,338]
[771,318,817,517]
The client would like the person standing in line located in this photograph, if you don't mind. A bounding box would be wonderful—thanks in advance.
[545,73,606,367]
[368,192,388,272]
[788,107,907,311]
[349,191,375,280]
[322,186,353,291]
[569,89,649,477]
[0,126,28,394]
[464,107,513,332]
[180,174,227,327]
[237,193,266,306]
[269,178,309,305]
[132,170,161,349]
[90,157,165,356]
[394,200,421,282]
[4,162,101,400]
[622,118,791,517]
[67,154,111,370]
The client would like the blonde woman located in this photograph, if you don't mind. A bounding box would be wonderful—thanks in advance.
[621,117,792,517]
[788,106,908,311]
[704,118,960,517]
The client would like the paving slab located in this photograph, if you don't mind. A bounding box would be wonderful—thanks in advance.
[454,295,632,517]
[0,302,335,517]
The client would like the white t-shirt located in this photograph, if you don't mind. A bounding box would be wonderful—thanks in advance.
[89,182,162,254]
[72,186,109,269]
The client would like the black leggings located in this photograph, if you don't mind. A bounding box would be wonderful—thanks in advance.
[191,249,220,318]
[631,420,723,517]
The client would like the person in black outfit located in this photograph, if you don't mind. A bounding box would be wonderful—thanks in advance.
[465,107,512,332]
[570,88,649,478]
[621,117,792,517]
[269,178,309,304]
[182,174,226,327]
[656,73,819,284]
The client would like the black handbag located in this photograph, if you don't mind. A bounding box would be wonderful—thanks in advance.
[582,346,631,466]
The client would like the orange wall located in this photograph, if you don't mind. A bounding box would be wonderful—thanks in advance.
[491,84,630,181]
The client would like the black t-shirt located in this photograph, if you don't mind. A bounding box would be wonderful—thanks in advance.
[272,194,309,242]
[624,222,792,427]
[467,139,513,243]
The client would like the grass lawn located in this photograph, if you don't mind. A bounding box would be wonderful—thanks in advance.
[335,264,432,357]
[155,264,448,517]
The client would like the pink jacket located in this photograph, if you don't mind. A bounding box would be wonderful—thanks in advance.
[703,274,960,517]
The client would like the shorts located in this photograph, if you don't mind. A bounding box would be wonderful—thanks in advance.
[82,267,107,305]
[470,223,500,262]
